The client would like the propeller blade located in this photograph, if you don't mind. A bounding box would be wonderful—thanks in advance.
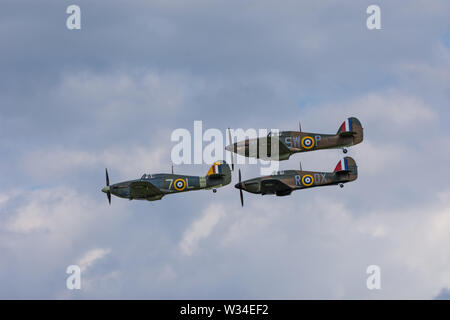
[227,127,234,171]
[106,168,110,186]
[105,168,111,205]
[239,169,243,207]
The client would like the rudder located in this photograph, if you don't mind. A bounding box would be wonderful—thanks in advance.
[336,117,363,145]
[334,156,358,181]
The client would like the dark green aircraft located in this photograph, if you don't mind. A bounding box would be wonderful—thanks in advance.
[101,161,231,204]
[235,157,358,206]
[226,117,363,161]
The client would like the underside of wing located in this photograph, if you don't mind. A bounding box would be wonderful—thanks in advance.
[129,181,163,199]
[260,179,293,196]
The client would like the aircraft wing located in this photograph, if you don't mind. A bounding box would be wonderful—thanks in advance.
[262,136,291,157]
[260,179,293,194]
[129,181,163,198]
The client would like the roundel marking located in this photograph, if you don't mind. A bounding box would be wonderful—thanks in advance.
[301,136,315,149]
[302,174,314,187]
[174,178,186,191]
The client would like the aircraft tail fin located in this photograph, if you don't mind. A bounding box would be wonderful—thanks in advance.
[336,117,364,144]
[206,160,232,186]
[206,160,231,177]
[334,157,358,181]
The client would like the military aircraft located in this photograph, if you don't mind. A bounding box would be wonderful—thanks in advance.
[101,160,231,204]
[234,157,357,206]
[226,117,363,161]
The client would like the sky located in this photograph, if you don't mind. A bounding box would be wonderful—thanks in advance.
[1,0,450,299]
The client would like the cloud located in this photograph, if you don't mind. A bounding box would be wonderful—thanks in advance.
[301,91,436,134]
[0,193,10,209]
[57,248,116,298]
[78,248,112,272]
[0,185,128,298]
[186,187,450,299]
[53,71,192,117]
[6,187,86,234]
[179,203,225,256]
[1,0,450,299]
[435,287,450,300]
[1,186,125,257]
[21,145,168,181]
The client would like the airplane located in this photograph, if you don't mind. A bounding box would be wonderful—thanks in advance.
[101,160,231,204]
[234,157,357,206]
[226,117,363,161]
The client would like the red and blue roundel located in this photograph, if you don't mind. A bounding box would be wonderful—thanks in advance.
[301,136,315,149]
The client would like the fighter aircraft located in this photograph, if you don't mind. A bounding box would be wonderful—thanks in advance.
[226,117,363,161]
[235,157,357,206]
[101,160,231,204]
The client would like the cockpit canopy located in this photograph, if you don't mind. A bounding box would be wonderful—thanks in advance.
[267,131,281,137]
[141,174,153,179]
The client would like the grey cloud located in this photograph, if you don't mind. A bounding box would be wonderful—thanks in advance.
[1,0,450,299]
[435,288,450,300]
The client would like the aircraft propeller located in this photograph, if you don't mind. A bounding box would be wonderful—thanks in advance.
[239,169,243,207]
[104,168,111,205]
[227,127,234,171]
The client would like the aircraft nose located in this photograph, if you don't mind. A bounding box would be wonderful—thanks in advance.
[225,144,233,152]
[235,182,243,190]
[101,186,110,193]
